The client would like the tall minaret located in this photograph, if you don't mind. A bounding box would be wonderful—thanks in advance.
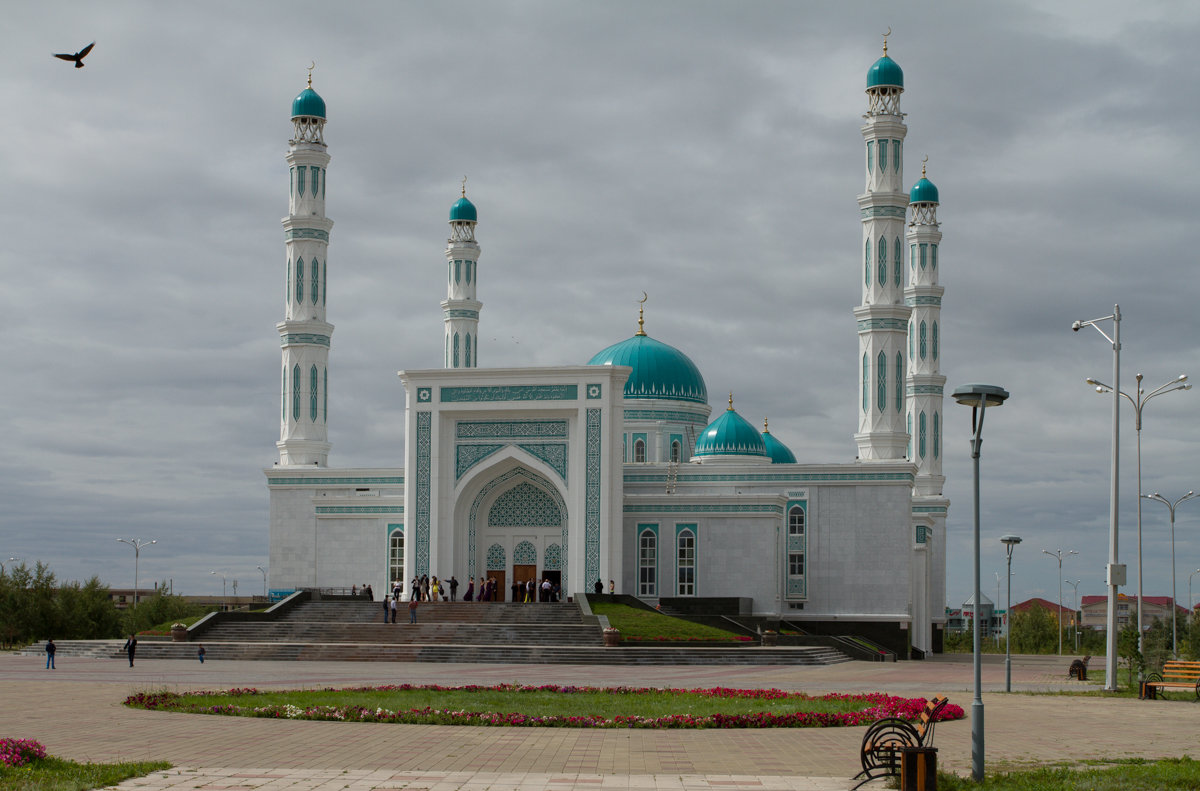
[854,38,911,460]
[904,163,946,495]
[277,72,333,466]
[442,183,481,368]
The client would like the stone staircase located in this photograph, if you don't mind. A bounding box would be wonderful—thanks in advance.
[21,600,852,666]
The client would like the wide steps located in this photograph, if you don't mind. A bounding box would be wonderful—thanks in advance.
[201,622,604,646]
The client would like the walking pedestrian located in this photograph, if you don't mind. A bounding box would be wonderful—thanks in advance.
[45,638,56,670]
[197,644,206,663]
[122,633,137,667]
[449,576,459,601]
[408,597,419,623]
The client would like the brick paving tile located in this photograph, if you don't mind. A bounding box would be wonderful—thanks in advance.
[0,653,1192,790]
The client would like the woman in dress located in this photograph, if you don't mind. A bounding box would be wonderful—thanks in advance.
[463,576,475,602]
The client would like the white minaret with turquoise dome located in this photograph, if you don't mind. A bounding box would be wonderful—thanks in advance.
[442,185,481,368]
[853,39,912,461]
[277,74,333,467]
[905,164,946,495]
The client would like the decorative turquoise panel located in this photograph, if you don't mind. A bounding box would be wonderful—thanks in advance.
[488,481,563,527]
[517,443,568,480]
[860,206,906,219]
[916,525,928,544]
[285,228,330,242]
[468,467,567,584]
[787,577,807,597]
[441,384,579,402]
[623,471,914,484]
[442,308,479,320]
[280,333,331,347]
[416,387,432,403]
[456,444,505,479]
[514,540,537,565]
[486,543,506,570]
[416,411,431,576]
[905,295,943,307]
[624,503,782,515]
[856,318,907,331]
[624,408,709,423]
[316,506,404,515]
[267,476,404,486]
[585,408,601,586]
[544,543,562,571]
[457,420,568,440]
[586,383,602,399]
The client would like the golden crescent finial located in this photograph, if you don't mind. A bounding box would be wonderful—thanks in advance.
[307,61,315,88]
[728,392,734,410]
[922,155,928,177]
[635,292,648,336]
[461,175,467,197]
[883,28,891,56]
[763,417,770,432]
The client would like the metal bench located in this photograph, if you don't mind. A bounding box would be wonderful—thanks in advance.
[853,694,948,789]
[1068,655,1091,680]
[1143,660,1200,700]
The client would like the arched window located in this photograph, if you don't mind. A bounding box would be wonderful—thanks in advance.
[634,438,646,463]
[867,141,874,174]
[895,352,903,412]
[309,365,318,421]
[297,166,306,197]
[931,244,938,270]
[311,259,319,305]
[670,440,682,463]
[286,258,291,305]
[893,140,901,172]
[452,332,460,367]
[894,238,902,285]
[919,244,927,269]
[919,411,927,459]
[909,321,914,360]
[292,364,301,423]
[910,243,917,270]
[677,529,695,596]
[907,411,912,458]
[321,260,326,305]
[862,354,869,413]
[311,166,319,196]
[878,236,887,285]
[877,352,886,413]
[639,529,657,596]
[323,367,328,422]
[932,322,939,360]
[296,257,304,303]
[879,139,888,171]
[464,333,472,368]
[788,505,805,536]
[920,321,928,360]
[865,238,871,286]
[281,366,287,422]
[455,259,461,284]
[465,260,473,285]
[933,411,940,459]
[389,530,404,589]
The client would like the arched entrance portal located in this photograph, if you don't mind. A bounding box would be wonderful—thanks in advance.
[469,470,566,601]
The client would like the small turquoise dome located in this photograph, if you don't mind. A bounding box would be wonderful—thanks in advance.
[450,196,477,222]
[587,333,707,404]
[291,87,326,119]
[762,423,797,464]
[910,177,939,204]
[694,403,767,459]
[866,55,903,89]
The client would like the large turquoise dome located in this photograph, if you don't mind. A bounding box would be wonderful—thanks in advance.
[694,403,767,459]
[587,333,707,404]
[866,55,903,89]
[450,196,477,222]
[762,423,797,464]
[291,87,326,119]
[910,177,939,204]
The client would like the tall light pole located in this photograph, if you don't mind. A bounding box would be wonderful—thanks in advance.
[1073,307,1121,690]
[116,538,156,607]
[1065,579,1082,653]
[1089,374,1190,668]
[953,383,1010,783]
[1190,569,1200,612]
[1000,534,1021,692]
[1042,549,1078,655]
[210,570,227,608]
[257,565,268,599]
[1143,491,1197,658]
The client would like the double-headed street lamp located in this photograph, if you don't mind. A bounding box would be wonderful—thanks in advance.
[1143,491,1197,657]
[953,382,1010,783]
[210,570,227,607]
[1042,549,1078,655]
[1089,373,1190,668]
[1000,535,1021,692]
[116,538,156,607]
[257,565,268,599]
[1072,306,1121,691]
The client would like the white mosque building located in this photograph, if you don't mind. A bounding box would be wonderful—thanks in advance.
[266,45,950,656]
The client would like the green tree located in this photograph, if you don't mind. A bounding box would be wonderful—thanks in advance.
[120,584,210,634]
[1118,622,1143,686]
[1009,604,1059,654]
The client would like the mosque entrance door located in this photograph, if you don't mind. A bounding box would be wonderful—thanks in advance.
[489,570,506,602]
[514,564,537,601]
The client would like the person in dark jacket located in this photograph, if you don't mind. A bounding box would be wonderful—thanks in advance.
[45,638,56,670]
[123,634,137,667]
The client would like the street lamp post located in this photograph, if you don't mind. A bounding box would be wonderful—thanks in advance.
[1143,491,1197,658]
[1065,579,1082,653]
[1190,569,1200,612]
[953,383,1010,783]
[116,538,156,607]
[1042,549,1078,655]
[1072,306,1121,691]
[210,570,227,608]
[257,565,268,599]
[1000,535,1022,692]
[1089,374,1190,669]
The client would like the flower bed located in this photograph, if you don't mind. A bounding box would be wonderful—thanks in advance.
[0,738,46,768]
[124,684,965,729]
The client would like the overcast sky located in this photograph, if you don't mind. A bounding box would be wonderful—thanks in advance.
[2,2,1198,615]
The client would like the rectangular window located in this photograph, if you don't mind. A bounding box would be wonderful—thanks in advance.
[676,526,696,596]
[789,553,805,576]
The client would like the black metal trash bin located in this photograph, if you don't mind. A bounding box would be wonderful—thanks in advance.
[900,746,937,791]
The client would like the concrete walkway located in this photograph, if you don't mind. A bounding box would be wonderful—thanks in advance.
[1,653,1192,789]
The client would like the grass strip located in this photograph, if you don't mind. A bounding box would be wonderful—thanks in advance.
[938,757,1200,790]
[588,601,750,641]
[125,683,964,729]
[0,756,170,791]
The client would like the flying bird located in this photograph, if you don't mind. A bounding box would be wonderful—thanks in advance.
[53,42,94,68]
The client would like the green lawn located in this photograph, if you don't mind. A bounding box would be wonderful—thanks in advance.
[0,757,169,791]
[588,600,750,641]
[938,758,1200,790]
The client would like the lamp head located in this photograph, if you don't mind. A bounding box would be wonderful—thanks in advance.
[952,383,1010,408]
[1000,534,1022,546]
[1072,320,1082,332]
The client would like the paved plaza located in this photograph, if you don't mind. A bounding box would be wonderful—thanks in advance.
[1,652,1195,789]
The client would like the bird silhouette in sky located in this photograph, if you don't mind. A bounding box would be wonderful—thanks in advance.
[53,42,94,68]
